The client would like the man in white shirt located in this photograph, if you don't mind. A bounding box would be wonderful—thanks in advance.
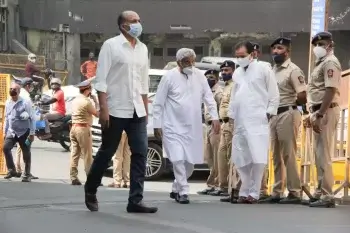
[84,10,157,214]
[153,48,220,204]
[228,41,279,204]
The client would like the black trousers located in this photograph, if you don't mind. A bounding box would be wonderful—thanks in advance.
[3,130,31,177]
[85,112,148,204]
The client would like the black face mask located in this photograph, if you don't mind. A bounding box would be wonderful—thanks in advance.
[272,53,286,64]
[9,89,17,96]
[207,79,216,88]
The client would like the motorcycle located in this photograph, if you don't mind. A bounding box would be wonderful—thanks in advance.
[34,94,72,151]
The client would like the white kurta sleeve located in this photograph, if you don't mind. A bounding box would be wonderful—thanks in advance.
[141,46,150,95]
[201,75,219,121]
[228,83,237,119]
[153,75,170,128]
[92,41,112,93]
[265,68,280,115]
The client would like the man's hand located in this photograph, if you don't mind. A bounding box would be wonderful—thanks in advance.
[303,115,312,128]
[154,128,163,141]
[310,113,322,133]
[211,120,221,134]
[28,135,35,142]
[99,108,110,129]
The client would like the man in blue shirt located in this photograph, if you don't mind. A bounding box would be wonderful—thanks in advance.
[3,82,36,182]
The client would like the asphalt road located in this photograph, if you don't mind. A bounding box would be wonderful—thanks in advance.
[0,141,350,233]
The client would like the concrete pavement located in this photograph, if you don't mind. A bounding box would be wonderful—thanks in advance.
[1,141,350,233]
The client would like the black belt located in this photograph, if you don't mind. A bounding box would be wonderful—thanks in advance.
[277,106,297,115]
[207,119,223,125]
[222,117,229,123]
[309,103,338,113]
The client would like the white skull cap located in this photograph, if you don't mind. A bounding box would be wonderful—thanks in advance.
[51,78,62,85]
[28,53,36,60]
[176,48,196,61]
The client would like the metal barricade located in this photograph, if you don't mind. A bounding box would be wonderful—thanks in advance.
[0,73,11,175]
[268,69,350,203]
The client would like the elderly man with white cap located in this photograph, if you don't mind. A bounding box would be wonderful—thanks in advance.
[153,48,220,204]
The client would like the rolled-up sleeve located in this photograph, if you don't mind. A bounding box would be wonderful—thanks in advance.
[93,42,112,93]
[141,46,150,94]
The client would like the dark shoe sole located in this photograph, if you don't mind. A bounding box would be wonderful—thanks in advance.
[126,206,158,213]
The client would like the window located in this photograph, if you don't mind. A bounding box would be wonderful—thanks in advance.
[167,48,177,56]
[153,47,163,57]
[80,48,91,57]
[222,46,233,56]
[194,46,203,55]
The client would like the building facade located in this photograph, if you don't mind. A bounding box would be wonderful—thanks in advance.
[10,0,350,83]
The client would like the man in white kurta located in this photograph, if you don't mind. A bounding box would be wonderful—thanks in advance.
[153,48,220,204]
[228,41,279,204]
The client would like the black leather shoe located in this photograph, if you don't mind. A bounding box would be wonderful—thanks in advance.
[71,179,82,186]
[258,195,281,204]
[15,172,22,178]
[279,194,301,204]
[170,192,178,199]
[127,202,158,213]
[30,174,39,180]
[309,199,335,208]
[4,171,17,179]
[21,176,31,182]
[197,187,215,195]
[301,198,319,206]
[178,195,190,204]
[85,193,99,212]
[220,197,231,202]
[210,189,226,196]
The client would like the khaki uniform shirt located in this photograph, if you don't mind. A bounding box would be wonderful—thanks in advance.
[219,79,234,119]
[273,58,307,107]
[205,83,223,122]
[71,94,94,125]
[307,53,341,105]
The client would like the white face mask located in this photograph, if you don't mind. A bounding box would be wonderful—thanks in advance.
[313,46,327,59]
[236,55,251,68]
[182,67,193,75]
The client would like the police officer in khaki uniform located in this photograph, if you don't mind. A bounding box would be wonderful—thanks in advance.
[198,69,223,195]
[259,37,307,204]
[305,32,341,208]
[70,80,99,185]
[210,61,235,197]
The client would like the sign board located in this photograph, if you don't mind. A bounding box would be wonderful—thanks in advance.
[311,0,327,37]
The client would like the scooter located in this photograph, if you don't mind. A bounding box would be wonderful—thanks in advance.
[34,94,72,151]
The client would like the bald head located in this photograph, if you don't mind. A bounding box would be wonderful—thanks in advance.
[117,10,140,31]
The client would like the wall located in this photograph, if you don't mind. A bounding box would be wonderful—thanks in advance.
[25,29,81,84]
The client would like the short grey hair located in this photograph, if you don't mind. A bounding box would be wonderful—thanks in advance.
[176,48,196,61]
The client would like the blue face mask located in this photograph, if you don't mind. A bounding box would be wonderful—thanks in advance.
[207,79,216,88]
[222,73,232,82]
[127,22,143,38]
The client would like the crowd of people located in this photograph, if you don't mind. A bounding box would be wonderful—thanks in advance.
[2,9,341,215]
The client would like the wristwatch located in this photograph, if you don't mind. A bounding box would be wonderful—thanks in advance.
[316,112,323,118]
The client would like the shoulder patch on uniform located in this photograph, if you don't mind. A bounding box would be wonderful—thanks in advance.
[327,69,334,78]
[298,76,305,84]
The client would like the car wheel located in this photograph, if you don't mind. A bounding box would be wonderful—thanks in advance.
[145,142,166,180]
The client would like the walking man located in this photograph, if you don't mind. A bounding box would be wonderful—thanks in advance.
[228,41,279,204]
[3,83,35,182]
[84,10,158,213]
[153,48,220,204]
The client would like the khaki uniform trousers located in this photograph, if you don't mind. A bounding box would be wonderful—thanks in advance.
[312,106,340,199]
[217,122,233,190]
[69,125,93,181]
[270,109,301,197]
[112,132,131,186]
[205,125,220,187]
[15,145,24,173]
[260,165,269,195]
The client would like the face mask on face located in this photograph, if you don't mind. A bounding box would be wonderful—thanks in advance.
[182,66,193,75]
[272,53,286,64]
[207,79,216,88]
[10,89,17,97]
[28,86,34,93]
[126,22,143,38]
[236,55,251,68]
[313,46,327,59]
[222,73,232,82]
